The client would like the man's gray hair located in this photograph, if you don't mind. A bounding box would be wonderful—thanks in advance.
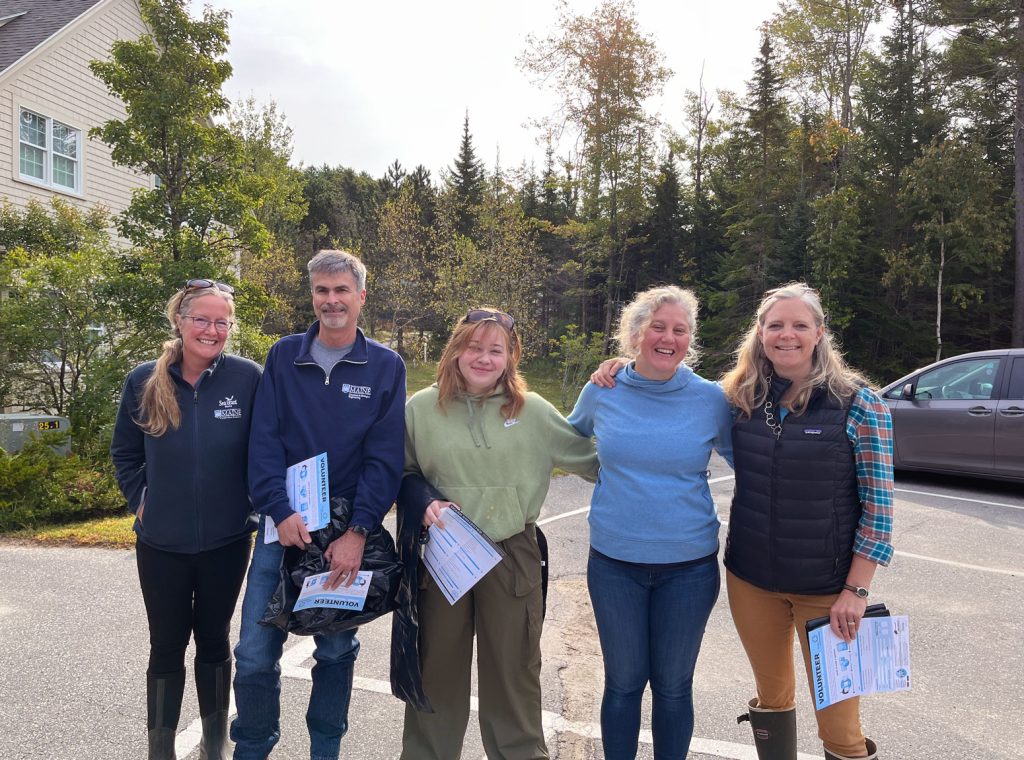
[308,249,367,291]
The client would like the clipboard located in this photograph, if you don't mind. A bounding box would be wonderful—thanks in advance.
[804,601,911,709]
[804,602,890,638]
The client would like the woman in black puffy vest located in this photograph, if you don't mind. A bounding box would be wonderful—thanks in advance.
[722,283,894,760]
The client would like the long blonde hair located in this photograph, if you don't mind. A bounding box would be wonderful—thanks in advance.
[721,282,869,419]
[137,286,235,436]
[436,310,526,420]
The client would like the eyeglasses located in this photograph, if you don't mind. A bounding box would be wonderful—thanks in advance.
[184,278,235,295]
[463,309,515,331]
[180,315,234,333]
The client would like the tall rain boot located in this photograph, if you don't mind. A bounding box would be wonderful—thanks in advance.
[195,659,232,760]
[824,737,878,760]
[737,698,798,760]
[147,671,185,760]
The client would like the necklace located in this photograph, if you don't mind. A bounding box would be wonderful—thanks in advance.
[763,374,783,439]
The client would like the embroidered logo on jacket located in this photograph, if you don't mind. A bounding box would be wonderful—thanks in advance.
[803,428,823,435]
[342,383,372,400]
[219,396,238,408]
[214,408,242,419]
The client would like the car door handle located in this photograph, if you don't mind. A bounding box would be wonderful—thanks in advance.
[999,406,1024,417]
[967,406,993,416]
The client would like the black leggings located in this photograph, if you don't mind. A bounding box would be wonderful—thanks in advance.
[136,536,251,675]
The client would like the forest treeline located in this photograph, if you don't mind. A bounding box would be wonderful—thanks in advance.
[271,0,1022,382]
[2,0,1022,477]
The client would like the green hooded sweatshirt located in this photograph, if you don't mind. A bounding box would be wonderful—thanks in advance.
[405,385,598,542]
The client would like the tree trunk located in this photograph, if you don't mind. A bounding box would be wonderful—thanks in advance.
[936,213,944,362]
[1014,1,1024,346]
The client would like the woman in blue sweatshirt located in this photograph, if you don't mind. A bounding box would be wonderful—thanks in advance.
[568,285,733,760]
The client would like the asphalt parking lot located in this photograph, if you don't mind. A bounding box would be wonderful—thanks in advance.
[1,460,1021,759]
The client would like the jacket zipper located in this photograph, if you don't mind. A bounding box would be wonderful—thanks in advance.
[295,356,367,386]
[769,411,782,591]
[193,386,203,551]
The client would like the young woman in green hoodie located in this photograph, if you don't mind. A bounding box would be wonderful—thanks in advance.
[400,308,598,760]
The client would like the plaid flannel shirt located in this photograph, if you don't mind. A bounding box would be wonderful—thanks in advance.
[846,387,895,566]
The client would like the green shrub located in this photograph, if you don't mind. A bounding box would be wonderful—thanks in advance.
[0,435,123,532]
[550,326,608,411]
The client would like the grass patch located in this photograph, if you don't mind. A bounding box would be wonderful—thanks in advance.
[9,514,136,549]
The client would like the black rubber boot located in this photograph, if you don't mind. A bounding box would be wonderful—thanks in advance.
[195,659,232,760]
[824,737,878,759]
[147,671,185,760]
[737,698,798,760]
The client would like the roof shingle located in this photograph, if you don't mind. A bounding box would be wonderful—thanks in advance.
[0,0,106,74]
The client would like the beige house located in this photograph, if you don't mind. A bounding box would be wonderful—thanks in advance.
[0,0,151,217]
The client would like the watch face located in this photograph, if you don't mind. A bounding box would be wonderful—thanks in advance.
[855,586,868,598]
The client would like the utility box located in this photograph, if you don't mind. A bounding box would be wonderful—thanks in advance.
[0,414,71,456]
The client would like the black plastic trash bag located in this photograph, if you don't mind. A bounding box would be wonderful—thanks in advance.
[259,496,402,635]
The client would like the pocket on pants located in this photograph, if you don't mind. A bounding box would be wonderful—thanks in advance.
[494,528,542,598]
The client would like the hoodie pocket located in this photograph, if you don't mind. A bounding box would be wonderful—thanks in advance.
[438,485,526,544]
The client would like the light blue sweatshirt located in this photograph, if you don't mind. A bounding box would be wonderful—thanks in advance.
[568,363,734,564]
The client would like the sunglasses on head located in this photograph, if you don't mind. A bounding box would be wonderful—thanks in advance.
[463,309,515,331]
[184,278,235,295]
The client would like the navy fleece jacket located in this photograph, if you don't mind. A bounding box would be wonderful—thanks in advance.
[111,353,262,553]
[247,323,406,531]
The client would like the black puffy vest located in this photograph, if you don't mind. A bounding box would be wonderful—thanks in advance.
[724,379,860,595]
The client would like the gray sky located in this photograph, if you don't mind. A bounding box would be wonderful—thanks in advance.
[204,0,778,179]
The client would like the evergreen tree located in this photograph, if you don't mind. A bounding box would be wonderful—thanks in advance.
[447,112,486,236]
[629,151,688,290]
[720,35,794,303]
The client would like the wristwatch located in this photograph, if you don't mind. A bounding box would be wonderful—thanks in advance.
[842,583,869,598]
[348,524,370,538]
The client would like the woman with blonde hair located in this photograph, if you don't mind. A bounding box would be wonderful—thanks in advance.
[399,307,597,760]
[570,285,733,760]
[111,280,261,760]
[722,282,893,760]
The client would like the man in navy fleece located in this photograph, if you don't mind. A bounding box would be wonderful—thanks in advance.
[231,250,406,760]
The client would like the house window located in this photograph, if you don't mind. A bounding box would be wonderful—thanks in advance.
[19,108,81,192]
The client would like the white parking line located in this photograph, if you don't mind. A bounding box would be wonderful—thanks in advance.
[176,635,817,759]
[894,487,1024,512]
[893,551,1021,577]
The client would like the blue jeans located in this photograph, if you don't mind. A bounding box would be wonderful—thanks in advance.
[231,518,360,760]
[587,548,720,760]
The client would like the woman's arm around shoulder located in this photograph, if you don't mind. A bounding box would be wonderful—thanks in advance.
[532,393,599,481]
[565,380,603,438]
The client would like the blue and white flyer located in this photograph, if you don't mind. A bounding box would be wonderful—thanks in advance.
[264,452,330,544]
[807,615,911,710]
[423,507,503,605]
[293,570,373,612]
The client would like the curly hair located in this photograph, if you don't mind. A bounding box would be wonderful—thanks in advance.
[615,285,700,367]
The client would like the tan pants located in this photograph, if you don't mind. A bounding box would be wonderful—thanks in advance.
[400,527,547,760]
[726,571,869,757]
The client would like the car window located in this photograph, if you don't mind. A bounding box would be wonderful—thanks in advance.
[1007,358,1024,400]
[883,384,904,400]
[914,358,1001,400]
